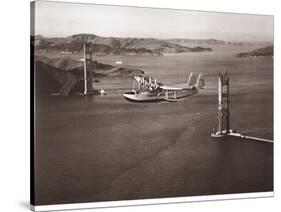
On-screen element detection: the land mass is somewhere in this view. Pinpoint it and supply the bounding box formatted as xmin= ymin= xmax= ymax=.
xmin=166 ymin=38 xmax=243 ymax=46
xmin=32 ymin=33 xmax=213 ymax=56
xmin=35 ymin=56 xmax=144 ymax=94
xmin=236 ymin=45 xmax=273 ymax=57
xmin=166 ymin=38 xmax=272 ymax=47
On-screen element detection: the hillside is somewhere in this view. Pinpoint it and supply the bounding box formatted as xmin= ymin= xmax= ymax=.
xmin=165 ymin=38 xmax=243 ymax=46
xmin=236 ymin=45 xmax=273 ymax=57
xmin=33 ymin=34 xmax=213 ymax=56
xmin=35 ymin=56 xmax=144 ymax=94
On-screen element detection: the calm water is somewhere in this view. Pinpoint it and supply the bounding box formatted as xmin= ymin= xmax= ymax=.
xmin=35 ymin=47 xmax=273 ymax=205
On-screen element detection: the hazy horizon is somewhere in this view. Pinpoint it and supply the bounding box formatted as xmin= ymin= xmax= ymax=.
xmin=33 ymin=1 xmax=274 ymax=42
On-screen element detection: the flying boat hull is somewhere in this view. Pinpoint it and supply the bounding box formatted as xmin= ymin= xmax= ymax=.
xmin=123 ymin=89 xmax=197 ymax=103
xmin=123 ymin=73 xmax=203 ymax=103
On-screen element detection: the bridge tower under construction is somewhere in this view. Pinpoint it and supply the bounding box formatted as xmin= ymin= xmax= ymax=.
xmin=86 ymin=44 xmax=94 ymax=92
xmin=83 ymin=43 xmax=94 ymax=94
xmin=211 ymin=72 xmax=231 ymax=137
xmin=211 ymin=73 xmax=273 ymax=142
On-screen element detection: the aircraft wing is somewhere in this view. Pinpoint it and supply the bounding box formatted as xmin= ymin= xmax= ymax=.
xmin=160 ymin=85 xmax=183 ymax=91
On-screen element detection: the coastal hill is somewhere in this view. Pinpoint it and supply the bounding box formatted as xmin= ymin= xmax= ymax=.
xmin=35 ymin=56 xmax=144 ymax=94
xmin=33 ymin=33 xmax=213 ymax=56
xmin=166 ymin=38 xmax=243 ymax=46
xmin=236 ymin=45 xmax=273 ymax=57
xmin=166 ymin=38 xmax=272 ymax=47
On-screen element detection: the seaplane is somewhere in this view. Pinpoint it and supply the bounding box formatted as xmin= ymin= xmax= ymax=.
xmin=123 ymin=72 xmax=204 ymax=103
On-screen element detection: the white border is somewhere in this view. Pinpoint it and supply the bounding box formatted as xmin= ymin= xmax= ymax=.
xmin=31 ymin=192 xmax=273 ymax=211
xmin=29 ymin=1 xmax=275 ymax=211
xmin=2 ymin=0 xmax=279 ymax=212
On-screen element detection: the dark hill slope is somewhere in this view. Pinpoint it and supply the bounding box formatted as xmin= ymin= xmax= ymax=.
xmin=237 ymin=46 xmax=273 ymax=57
xmin=34 ymin=56 xmax=144 ymax=95
xmin=35 ymin=60 xmax=77 ymax=94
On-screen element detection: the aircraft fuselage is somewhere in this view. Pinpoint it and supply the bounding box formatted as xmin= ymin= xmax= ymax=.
xmin=123 ymin=87 xmax=198 ymax=103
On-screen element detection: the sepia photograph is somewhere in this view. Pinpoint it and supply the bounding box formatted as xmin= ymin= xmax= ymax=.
xmin=31 ymin=0 xmax=273 ymax=210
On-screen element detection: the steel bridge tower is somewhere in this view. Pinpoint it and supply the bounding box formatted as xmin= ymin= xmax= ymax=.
xmin=211 ymin=72 xmax=231 ymax=137
xmin=83 ymin=43 xmax=94 ymax=94
xmin=86 ymin=44 xmax=94 ymax=91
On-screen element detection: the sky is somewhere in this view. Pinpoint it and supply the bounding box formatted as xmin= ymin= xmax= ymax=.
xmin=34 ymin=0 xmax=274 ymax=42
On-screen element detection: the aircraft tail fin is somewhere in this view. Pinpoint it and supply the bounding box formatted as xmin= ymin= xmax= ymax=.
xmin=187 ymin=72 xmax=195 ymax=86
xmin=195 ymin=74 xmax=205 ymax=89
